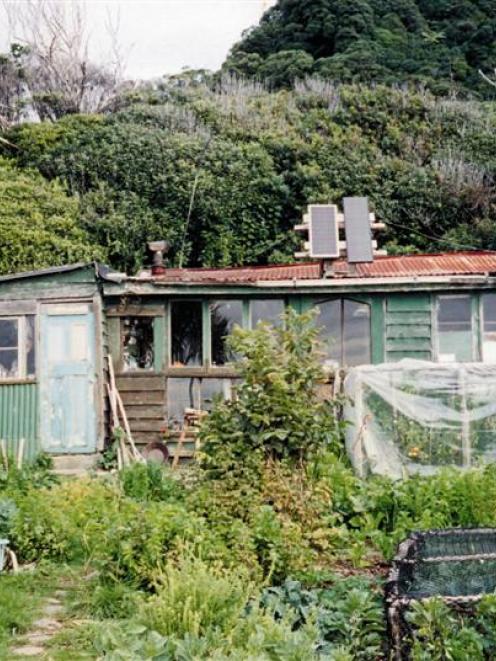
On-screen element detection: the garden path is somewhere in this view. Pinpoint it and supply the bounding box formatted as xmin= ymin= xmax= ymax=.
xmin=10 ymin=586 xmax=70 ymax=658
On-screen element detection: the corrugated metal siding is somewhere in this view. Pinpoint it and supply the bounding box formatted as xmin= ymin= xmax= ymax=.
xmin=0 ymin=383 xmax=40 ymax=459
xmin=385 ymin=295 xmax=432 ymax=362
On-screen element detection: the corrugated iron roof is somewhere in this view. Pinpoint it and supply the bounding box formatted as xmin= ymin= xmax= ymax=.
xmin=345 ymin=252 xmax=496 ymax=278
xmin=138 ymin=252 xmax=496 ymax=284
xmin=139 ymin=262 xmax=323 ymax=283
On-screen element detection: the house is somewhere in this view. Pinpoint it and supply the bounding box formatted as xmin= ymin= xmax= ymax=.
xmin=2 ymin=248 xmax=496 ymax=468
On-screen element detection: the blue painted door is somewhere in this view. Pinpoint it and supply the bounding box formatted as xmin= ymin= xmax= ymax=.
xmin=40 ymin=305 xmax=97 ymax=453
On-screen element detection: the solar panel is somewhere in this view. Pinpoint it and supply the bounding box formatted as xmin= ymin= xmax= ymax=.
xmin=308 ymin=205 xmax=339 ymax=258
xmin=343 ymin=197 xmax=373 ymax=263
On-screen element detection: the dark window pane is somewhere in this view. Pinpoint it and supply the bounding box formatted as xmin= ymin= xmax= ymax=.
xmin=438 ymin=296 xmax=473 ymax=362
xmin=251 ymin=299 xmax=285 ymax=327
xmin=0 ymin=350 xmax=18 ymax=378
xmin=343 ymin=300 xmax=371 ymax=366
xmin=171 ymin=301 xmax=203 ymax=367
xmin=26 ymin=315 xmax=36 ymax=377
xmin=0 ymin=318 xmax=18 ymax=348
xmin=211 ymin=300 xmax=243 ymax=366
xmin=122 ymin=317 xmax=154 ymax=371
xmin=482 ymin=294 xmax=496 ymax=362
xmin=314 ymin=299 xmax=341 ymax=366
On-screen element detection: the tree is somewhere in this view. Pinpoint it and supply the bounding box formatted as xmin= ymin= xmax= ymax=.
xmin=0 ymin=156 xmax=103 ymax=274
xmin=2 ymin=0 xmax=126 ymax=121
xmin=223 ymin=0 xmax=496 ymax=96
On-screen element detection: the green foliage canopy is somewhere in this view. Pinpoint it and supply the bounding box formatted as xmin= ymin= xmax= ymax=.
xmin=3 ymin=79 xmax=496 ymax=274
xmin=225 ymin=0 xmax=496 ymax=97
xmin=0 ymin=156 xmax=103 ymax=275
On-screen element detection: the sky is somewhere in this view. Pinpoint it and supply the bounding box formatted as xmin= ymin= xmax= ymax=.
xmin=1 ymin=0 xmax=276 ymax=79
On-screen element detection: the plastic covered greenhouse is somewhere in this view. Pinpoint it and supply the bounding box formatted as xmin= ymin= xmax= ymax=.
xmin=344 ymin=360 xmax=496 ymax=479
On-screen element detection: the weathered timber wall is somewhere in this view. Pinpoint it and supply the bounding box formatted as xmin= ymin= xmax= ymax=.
xmin=385 ymin=294 xmax=432 ymax=362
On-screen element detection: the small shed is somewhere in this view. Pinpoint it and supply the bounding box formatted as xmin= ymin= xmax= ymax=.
xmin=0 ymin=263 xmax=108 ymax=465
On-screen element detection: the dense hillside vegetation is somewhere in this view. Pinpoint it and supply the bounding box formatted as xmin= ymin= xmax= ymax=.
xmin=225 ymin=0 xmax=496 ymax=96
xmin=1 ymin=79 xmax=495 ymax=274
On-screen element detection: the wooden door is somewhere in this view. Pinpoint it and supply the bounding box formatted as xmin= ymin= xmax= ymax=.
xmin=40 ymin=304 xmax=97 ymax=453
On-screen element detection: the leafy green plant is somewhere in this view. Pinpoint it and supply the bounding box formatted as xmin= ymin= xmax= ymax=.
xmin=141 ymin=556 xmax=252 ymax=638
xmin=260 ymin=576 xmax=385 ymax=658
xmin=119 ymin=462 xmax=185 ymax=503
xmin=408 ymin=598 xmax=484 ymax=660
xmin=200 ymin=309 xmax=343 ymax=474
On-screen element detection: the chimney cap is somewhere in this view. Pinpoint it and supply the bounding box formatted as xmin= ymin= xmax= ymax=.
xmin=148 ymin=240 xmax=169 ymax=252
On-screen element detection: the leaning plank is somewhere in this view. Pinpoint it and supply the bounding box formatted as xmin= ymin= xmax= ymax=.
xmin=172 ymin=427 xmax=187 ymax=469
xmin=116 ymin=389 xmax=144 ymax=462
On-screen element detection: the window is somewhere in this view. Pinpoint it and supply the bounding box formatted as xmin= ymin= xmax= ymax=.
xmin=251 ymin=299 xmax=285 ymax=327
xmin=314 ymin=299 xmax=371 ymax=367
xmin=121 ymin=317 xmax=154 ymax=371
xmin=482 ymin=294 xmax=496 ymax=362
xmin=0 ymin=315 xmax=36 ymax=380
xmin=171 ymin=301 xmax=203 ymax=367
xmin=211 ymin=300 xmax=243 ymax=366
xmin=167 ymin=377 xmax=233 ymax=428
xmin=437 ymin=295 xmax=473 ymax=362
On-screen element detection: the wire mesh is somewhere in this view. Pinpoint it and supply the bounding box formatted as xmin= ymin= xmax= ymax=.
xmin=386 ymin=528 xmax=496 ymax=659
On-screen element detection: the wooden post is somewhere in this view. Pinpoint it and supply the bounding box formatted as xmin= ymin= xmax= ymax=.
xmin=0 ymin=441 xmax=8 ymax=472
xmin=17 ymin=438 xmax=24 ymax=470
xmin=459 ymin=366 xmax=471 ymax=467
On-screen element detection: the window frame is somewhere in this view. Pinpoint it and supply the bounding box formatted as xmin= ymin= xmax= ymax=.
xmin=0 ymin=314 xmax=37 ymax=382
xmin=249 ymin=298 xmax=286 ymax=329
xmin=167 ymin=297 xmax=291 ymax=375
xmin=480 ymin=292 xmax=496 ymax=363
xmin=311 ymin=297 xmax=372 ymax=368
xmin=435 ymin=294 xmax=478 ymax=363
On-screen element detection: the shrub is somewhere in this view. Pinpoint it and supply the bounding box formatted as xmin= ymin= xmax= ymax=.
xmin=200 ymin=308 xmax=343 ymax=476
xmin=119 ymin=462 xmax=185 ymax=503
xmin=140 ymin=556 xmax=252 ymax=638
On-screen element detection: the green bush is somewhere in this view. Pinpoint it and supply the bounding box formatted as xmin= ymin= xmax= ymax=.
xmin=200 ymin=308 xmax=342 ymax=474
xmin=0 ymin=156 xmax=103 ymax=275
xmin=119 ymin=462 xmax=185 ymax=503
xmin=140 ymin=556 xmax=252 ymax=638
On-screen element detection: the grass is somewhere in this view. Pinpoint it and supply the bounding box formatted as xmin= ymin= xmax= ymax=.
xmin=0 ymin=565 xmax=58 ymax=657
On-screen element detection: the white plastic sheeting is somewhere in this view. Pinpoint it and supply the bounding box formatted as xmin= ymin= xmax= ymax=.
xmin=344 ymin=360 xmax=496 ymax=479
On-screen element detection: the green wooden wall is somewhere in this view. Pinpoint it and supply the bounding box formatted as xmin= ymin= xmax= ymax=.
xmin=385 ymin=294 xmax=432 ymax=362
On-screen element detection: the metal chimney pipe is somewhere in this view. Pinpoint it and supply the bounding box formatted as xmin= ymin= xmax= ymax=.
xmin=147 ymin=241 xmax=170 ymax=276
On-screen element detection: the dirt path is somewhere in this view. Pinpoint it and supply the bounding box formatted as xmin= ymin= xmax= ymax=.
xmin=10 ymin=589 xmax=67 ymax=658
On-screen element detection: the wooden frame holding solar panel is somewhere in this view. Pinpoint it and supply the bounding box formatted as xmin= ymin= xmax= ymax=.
xmin=308 ymin=205 xmax=340 ymax=259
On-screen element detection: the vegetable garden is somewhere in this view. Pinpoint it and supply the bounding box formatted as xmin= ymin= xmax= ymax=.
xmin=4 ymin=312 xmax=496 ymax=658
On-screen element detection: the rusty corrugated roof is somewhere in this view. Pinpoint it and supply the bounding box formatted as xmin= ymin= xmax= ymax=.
xmin=140 ymin=262 xmax=323 ymax=283
xmin=137 ymin=252 xmax=496 ymax=284
xmin=345 ymin=252 xmax=496 ymax=278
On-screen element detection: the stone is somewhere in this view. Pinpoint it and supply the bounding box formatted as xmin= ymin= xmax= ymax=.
xmin=31 ymin=617 xmax=62 ymax=631
xmin=11 ymin=645 xmax=45 ymax=656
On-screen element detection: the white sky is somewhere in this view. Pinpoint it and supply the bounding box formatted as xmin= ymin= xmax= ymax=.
xmin=1 ymin=0 xmax=276 ymax=79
